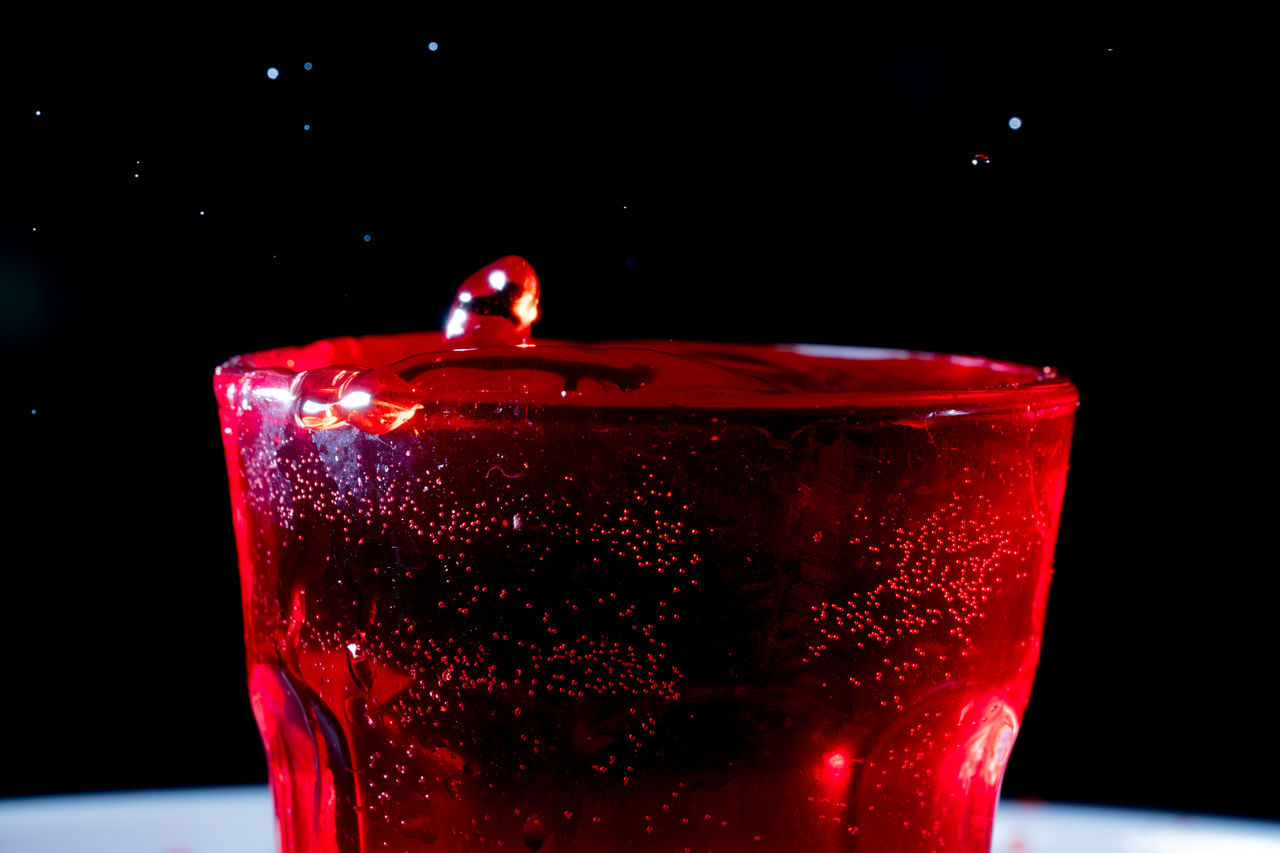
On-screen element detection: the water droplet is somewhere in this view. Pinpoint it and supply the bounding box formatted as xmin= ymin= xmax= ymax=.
xmin=1008 ymin=116 xmax=1023 ymax=130
xmin=970 ymin=153 xmax=991 ymax=168
xmin=267 ymin=67 xmax=280 ymax=80
xmin=304 ymin=61 xmax=313 ymax=71
xmin=428 ymin=41 xmax=439 ymax=52
xmin=443 ymin=256 xmax=540 ymax=347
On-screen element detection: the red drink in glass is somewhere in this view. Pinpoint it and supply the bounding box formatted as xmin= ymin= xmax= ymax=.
xmin=215 ymin=261 xmax=1076 ymax=852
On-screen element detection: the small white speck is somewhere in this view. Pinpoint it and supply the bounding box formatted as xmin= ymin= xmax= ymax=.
xmin=267 ymin=66 xmax=280 ymax=80
xmin=225 ymin=427 xmax=232 ymax=434
xmin=488 ymin=270 xmax=507 ymax=290
xmin=458 ymin=291 xmax=472 ymax=303
xmin=428 ymin=41 xmax=439 ymax=52
xmin=32 ymin=226 xmax=37 ymax=231
xmin=1008 ymin=116 xmax=1023 ymax=130
xmin=133 ymin=173 xmax=140 ymax=178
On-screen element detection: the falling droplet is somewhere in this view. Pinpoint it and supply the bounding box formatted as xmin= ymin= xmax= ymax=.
xmin=970 ymin=153 xmax=991 ymax=168
xmin=443 ymin=256 xmax=540 ymax=347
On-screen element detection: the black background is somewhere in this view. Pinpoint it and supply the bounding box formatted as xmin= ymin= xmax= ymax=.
xmin=2 ymin=22 xmax=1268 ymax=820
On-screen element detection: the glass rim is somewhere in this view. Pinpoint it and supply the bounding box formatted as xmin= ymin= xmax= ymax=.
xmin=215 ymin=332 xmax=1079 ymax=416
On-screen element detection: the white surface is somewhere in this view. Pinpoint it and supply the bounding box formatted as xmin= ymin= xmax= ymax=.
xmin=2 ymin=787 xmax=1279 ymax=852
xmin=0 ymin=787 xmax=274 ymax=853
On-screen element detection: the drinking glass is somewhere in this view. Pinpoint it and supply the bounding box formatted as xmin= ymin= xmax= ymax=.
xmin=215 ymin=322 xmax=1076 ymax=852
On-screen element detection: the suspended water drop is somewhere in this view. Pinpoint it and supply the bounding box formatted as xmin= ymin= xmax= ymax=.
xmin=1008 ymin=116 xmax=1023 ymax=130
xmin=267 ymin=67 xmax=280 ymax=80
xmin=442 ymin=256 xmax=540 ymax=347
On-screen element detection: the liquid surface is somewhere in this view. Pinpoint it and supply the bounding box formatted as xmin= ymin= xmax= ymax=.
xmin=215 ymin=258 xmax=1076 ymax=852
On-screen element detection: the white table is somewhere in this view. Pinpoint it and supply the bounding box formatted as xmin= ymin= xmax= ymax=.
xmin=1 ymin=787 xmax=1278 ymax=852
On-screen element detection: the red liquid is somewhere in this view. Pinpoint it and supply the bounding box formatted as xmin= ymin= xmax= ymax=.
xmin=216 ymin=333 xmax=1075 ymax=853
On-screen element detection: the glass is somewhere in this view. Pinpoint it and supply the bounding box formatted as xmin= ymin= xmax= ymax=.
xmin=215 ymin=316 xmax=1076 ymax=852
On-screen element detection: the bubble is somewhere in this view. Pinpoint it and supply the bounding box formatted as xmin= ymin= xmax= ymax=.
xmin=521 ymin=815 xmax=548 ymax=850
xmin=1008 ymin=116 xmax=1022 ymax=130
xmin=267 ymin=67 xmax=280 ymax=80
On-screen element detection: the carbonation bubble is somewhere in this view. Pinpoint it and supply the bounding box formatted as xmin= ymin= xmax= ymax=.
xmin=443 ymin=256 xmax=540 ymax=347
xmin=521 ymin=814 xmax=548 ymax=850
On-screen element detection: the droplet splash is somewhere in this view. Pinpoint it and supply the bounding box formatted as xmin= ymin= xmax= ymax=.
xmin=444 ymin=255 xmax=540 ymax=348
